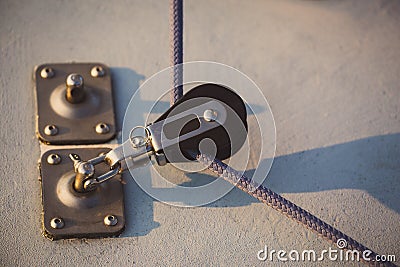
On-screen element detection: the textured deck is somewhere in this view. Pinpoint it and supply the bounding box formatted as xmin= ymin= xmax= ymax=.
xmin=0 ymin=1 xmax=399 ymax=266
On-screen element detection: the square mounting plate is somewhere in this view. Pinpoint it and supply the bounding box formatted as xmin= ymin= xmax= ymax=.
xmin=34 ymin=63 xmax=116 ymax=145
xmin=40 ymin=148 xmax=125 ymax=240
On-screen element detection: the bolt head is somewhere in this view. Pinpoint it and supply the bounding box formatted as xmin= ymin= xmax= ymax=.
xmin=104 ymin=215 xmax=118 ymax=226
xmin=50 ymin=217 xmax=64 ymax=229
xmin=95 ymin=123 xmax=110 ymax=134
xmin=47 ymin=154 xmax=61 ymax=165
xmin=66 ymin=73 xmax=84 ymax=88
xmin=40 ymin=67 xmax=54 ymax=79
xmin=44 ymin=125 xmax=58 ymax=136
xmin=203 ymin=109 xmax=217 ymax=122
xmin=77 ymin=162 xmax=95 ymax=177
xmin=91 ymin=66 xmax=105 ymax=77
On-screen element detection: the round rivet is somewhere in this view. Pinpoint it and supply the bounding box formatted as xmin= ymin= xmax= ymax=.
xmin=95 ymin=123 xmax=110 ymax=134
xmin=50 ymin=217 xmax=64 ymax=229
xmin=131 ymin=136 xmax=145 ymax=148
xmin=104 ymin=215 xmax=118 ymax=226
xmin=91 ymin=66 xmax=105 ymax=77
xmin=47 ymin=154 xmax=61 ymax=165
xmin=44 ymin=125 xmax=58 ymax=136
xmin=40 ymin=67 xmax=54 ymax=79
xmin=203 ymin=109 xmax=217 ymax=122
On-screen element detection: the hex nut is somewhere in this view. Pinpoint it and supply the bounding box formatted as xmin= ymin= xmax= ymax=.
xmin=95 ymin=123 xmax=110 ymax=134
xmin=50 ymin=217 xmax=64 ymax=229
xmin=91 ymin=66 xmax=105 ymax=77
xmin=40 ymin=67 xmax=54 ymax=79
xmin=104 ymin=215 xmax=118 ymax=226
xmin=44 ymin=125 xmax=58 ymax=136
xmin=47 ymin=154 xmax=61 ymax=165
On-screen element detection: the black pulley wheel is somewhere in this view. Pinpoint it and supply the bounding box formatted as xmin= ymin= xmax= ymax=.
xmin=153 ymin=83 xmax=248 ymax=162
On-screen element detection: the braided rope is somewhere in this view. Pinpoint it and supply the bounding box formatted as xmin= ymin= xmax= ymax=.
xmin=169 ymin=0 xmax=184 ymax=105
xmin=168 ymin=1 xmax=395 ymax=265
xmin=195 ymin=153 xmax=396 ymax=267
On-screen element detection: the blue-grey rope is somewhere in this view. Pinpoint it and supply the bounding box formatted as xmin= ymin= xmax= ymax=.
xmin=168 ymin=2 xmax=395 ymax=266
xmin=194 ymin=153 xmax=395 ymax=267
xmin=170 ymin=0 xmax=184 ymax=105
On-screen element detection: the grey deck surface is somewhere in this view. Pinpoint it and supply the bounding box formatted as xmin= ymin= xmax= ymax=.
xmin=1 ymin=0 xmax=399 ymax=266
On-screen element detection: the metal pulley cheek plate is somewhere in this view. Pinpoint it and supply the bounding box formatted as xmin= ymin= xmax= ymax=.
xmin=40 ymin=148 xmax=125 ymax=240
xmin=148 ymin=83 xmax=248 ymax=162
xmin=34 ymin=63 xmax=116 ymax=144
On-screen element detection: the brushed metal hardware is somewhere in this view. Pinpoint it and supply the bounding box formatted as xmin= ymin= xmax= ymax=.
xmin=40 ymin=148 xmax=125 ymax=240
xmin=34 ymin=63 xmax=116 ymax=144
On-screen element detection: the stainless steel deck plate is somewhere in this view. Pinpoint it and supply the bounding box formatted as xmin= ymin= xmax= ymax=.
xmin=40 ymin=148 xmax=125 ymax=240
xmin=34 ymin=63 xmax=116 ymax=144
